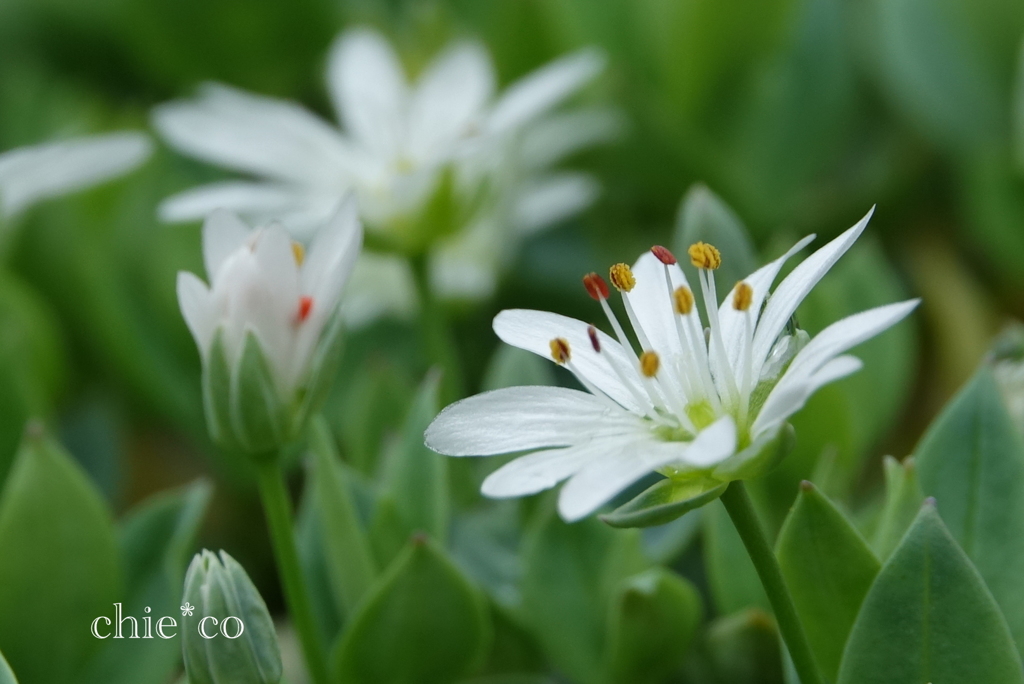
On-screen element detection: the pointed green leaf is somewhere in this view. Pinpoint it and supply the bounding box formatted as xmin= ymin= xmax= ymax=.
xmin=382 ymin=372 xmax=449 ymax=543
xmin=837 ymin=504 xmax=1024 ymax=684
xmin=914 ymin=367 xmax=1024 ymax=652
xmin=202 ymin=330 xmax=236 ymax=451
xmin=521 ymin=511 xmax=647 ymax=684
xmin=0 ymin=650 xmax=16 ymax=684
xmin=79 ymin=480 xmax=212 ymax=684
xmin=605 ymin=568 xmax=703 ymax=684
xmin=776 ymin=482 xmax=880 ymax=681
xmin=309 ymin=415 xmax=376 ymax=619
xmin=231 ymin=330 xmax=285 ymax=452
xmin=0 ymin=427 xmax=119 ymax=684
xmin=703 ymin=500 xmax=770 ymax=615
xmin=601 ymin=477 xmax=726 ymax=528
xmin=870 ymin=456 xmax=924 ymax=560
xmin=368 ymin=495 xmax=409 ymax=570
xmin=332 ymin=537 xmax=489 ymax=684
xmin=704 ymin=609 xmax=782 ymax=684
xmin=673 ymin=184 xmax=758 ymax=303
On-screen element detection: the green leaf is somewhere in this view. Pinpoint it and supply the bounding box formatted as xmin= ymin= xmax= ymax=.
xmin=600 ymin=477 xmax=726 ymax=529
xmin=332 ymin=537 xmax=489 ymax=684
xmin=1016 ymin=38 xmax=1024 ymax=170
xmin=870 ymin=456 xmax=924 ymax=560
xmin=79 ymin=480 xmax=211 ymax=684
xmin=202 ymin=330 xmax=236 ymax=451
xmin=704 ymin=609 xmax=783 ymax=684
xmin=837 ymin=504 xmax=1024 ymax=684
xmin=309 ymin=415 xmax=377 ymax=619
xmin=381 ymin=371 xmax=449 ymax=543
xmin=775 ymin=481 xmax=880 ymax=681
xmin=0 ymin=650 xmax=17 ymax=684
xmin=605 ymin=568 xmax=703 ymax=684
xmin=703 ymin=500 xmax=770 ymax=615
xmin=914 ymin=367 xmax=1024 ymax=653
xmin=482 ymin=345 xmax=556 ymax=392
xmin=232 ymin=330 xmax=286 ymax=452
xmin=673 ymin=184 xmax=758 ymax=302
xmin=521 ymin=511 xmax=647 ymax=684
xmin=0 ymin=427 xmax=119 ymax=684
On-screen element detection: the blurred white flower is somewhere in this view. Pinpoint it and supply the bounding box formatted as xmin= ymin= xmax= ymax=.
xmin=177 ymin=200 xmax=361 ymax=451
xmin=426 ymin=209 xmax=919 ymax=521
xmin=0 ymin=132 xmax=152 ymax=218
xmin=155 ymin=27 xmax=616 ymax=322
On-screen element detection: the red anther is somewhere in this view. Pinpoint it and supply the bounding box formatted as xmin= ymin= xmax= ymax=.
xmin=651 ymin=245 xmax=677 ymax=265
xmin=297 ymin=296 xmax=313 ymax=322
xmin=587 ymin=325 xmax=601 ymax=353
xmin=583 ymin=272 xmax=610 ymax=300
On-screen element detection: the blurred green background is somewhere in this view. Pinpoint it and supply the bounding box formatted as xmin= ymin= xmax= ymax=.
xmin=1 ymin=0 xmax=1023 ymax=682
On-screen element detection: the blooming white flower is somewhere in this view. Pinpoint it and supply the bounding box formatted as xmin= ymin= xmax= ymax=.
xmin=426 ymin=208 xmax=919 ymax=521
xmin=154 ymin=27 xmax=614 ymax=319
xmin=0 ymin=132 xmax=152 ymax=218
xmin=176 ymin=200 xmax=361 ymax=452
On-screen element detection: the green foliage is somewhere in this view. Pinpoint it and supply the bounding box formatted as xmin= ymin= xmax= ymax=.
xmin=0 ymin=427 xmax=119 ymax=684
xmin=703 ymin=500 xmax=770 ymax=615
xmin=914 ymin=366 xmax=1024 ymax=654
xmin=0 ymin=651 xmax=14 ymax=684
xmin=674 ymin=184 xmax=758 ymax=298
xmin=332 ymin=537 xmax=489 ymax=684
xmin=837 ymin=504 xmax=1024 ymax=684
xmin=601 ymin=477 xmax=726 ymax=529
xmin=776 ymin=482 xmax=879 ymax=681
xmin=870 ymin=456 xmax=924 ymax=560
xmin=703 ymin=610 xmax=783 ymax=684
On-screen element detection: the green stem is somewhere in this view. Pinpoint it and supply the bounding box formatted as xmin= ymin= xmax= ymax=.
xmin=256 ymin=460 xmax=331 ymax=684
xmin=720 ymin=481 xmax=825 ymax=684
xmin=409 ymin=255 xmax=463 ymax=404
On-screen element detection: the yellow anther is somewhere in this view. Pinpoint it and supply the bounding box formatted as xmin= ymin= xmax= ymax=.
xmin=688 ymin=242 xmax=722 ymax=270
xmin=609 ymin=263 xmax=636 ymax=292
xmin=673 ymin=286 xmax=695 ymax=315
xmin=640 ymin=351 xmax=660 ymax=378
xmin=733 ymin=281 xmax=753 ymax=311
xmin=291 ymin=241 xmax=306 ymax=266
xmin=550 ymin=338 xmax=571 ymax=365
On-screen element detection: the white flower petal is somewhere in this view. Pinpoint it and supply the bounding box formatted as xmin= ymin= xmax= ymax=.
xmin=557 ymin=415 xmax=736 ymax=522
xmin=327 ymin=28 xmax=408 ymax=158
xmin=203 ymin=209 xmax=252 ymax=279
xmin=752 ymin=355 xmax=864 ymax=438
xmin=625 ymin=251 xmax=691 ymax=360
xmin=518 ymin=107 xmax=623 ymax=170
xmin=750 ymin=208 xmax=874 ymax=380
xmin=408 ymin=41 xmax=495 ymax=165
xmin=153 ymin=84 xmax=359 ymax=187
xmin=302 ymin=196 xmax=363 ymax=311
xmin=177 ymin=271 xmax=215 ymax=355
xmin=512 ymin=172 xmax=600 ymax=234
xmin=0 ymin=132 xmax=151 ymax=217
xmin=493 ymin=309 xmax=645 ymax=412
xmin=481 ymin=443 xmax=597 ymax=498
xmin=159 ymin=181 xmax=313 ymax=223
xmin=425 ymin=386 xmax=633 ymax=456
xmin=486 ymin=48 xmax=605 ymax=134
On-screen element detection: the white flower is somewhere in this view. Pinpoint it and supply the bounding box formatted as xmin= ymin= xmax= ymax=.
xmin=176 ymin=200 xmax=361 ymax=451
xmin=154 ymin=27 xmax=613 ymax=319
xmin=0 ymin=132 xmax=152 ymax=218
xmin=426 ymin=208 xmax=920 ymax=521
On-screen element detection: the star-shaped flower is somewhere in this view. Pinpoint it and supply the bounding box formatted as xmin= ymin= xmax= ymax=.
xmin=426 ymin=208 xmax=919 ymax=521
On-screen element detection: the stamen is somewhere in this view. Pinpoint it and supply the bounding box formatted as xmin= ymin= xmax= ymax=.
xmin=291 ymin=241 xmax=306 ymax=266
xmin=699 ymin=269 xmax=740 ymax=406
xmin=587 ymin=325 xmax=601 ymax=352
xmin=640 ymin=351 xmax=660 ymax=377
xmin=674 ymin=286 xmax=695 ymax=315
xmin=651 ymin=245 xmax=677 ymax=265
xmin=733 ymin=282 xmax=753 ymax=311
xmin=583 ymin=272 xmax=610 ymax=300
xmin=297 ymin=296 xmax=313 ymax=323
xmin=549 ymin=337 xmax=571 ymax=365
xmin=688 ymin=242 xmax=721 ymax=270
xmin=609 ymin=263 xmax=636 ymax=292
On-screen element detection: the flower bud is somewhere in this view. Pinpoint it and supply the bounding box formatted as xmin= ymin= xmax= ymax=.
xmin=181 ymin=550 xmax=283 ymax=684
xmin=177 ymin=202 xmax=362 ymax=455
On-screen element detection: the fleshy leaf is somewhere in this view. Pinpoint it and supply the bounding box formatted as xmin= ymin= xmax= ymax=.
xmin=914 ymin=367 xmax=1024 ymax=653
xmin=600 ymin=477 xmax=726 ymax=528
xmin=604 ymin=568 xmax=703 ymax=684
xmin=870 ymin=456 xmax=923 ymax=560
xmin=332 ymin=537 xmax=489 ymax=684
xmin=0 ymin=427 xmax=119 ymax=684
xmin=776 ymin=481 xmax=880 ymax=681
xmin=837 ymin=504 xmax=1024 ymax=684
